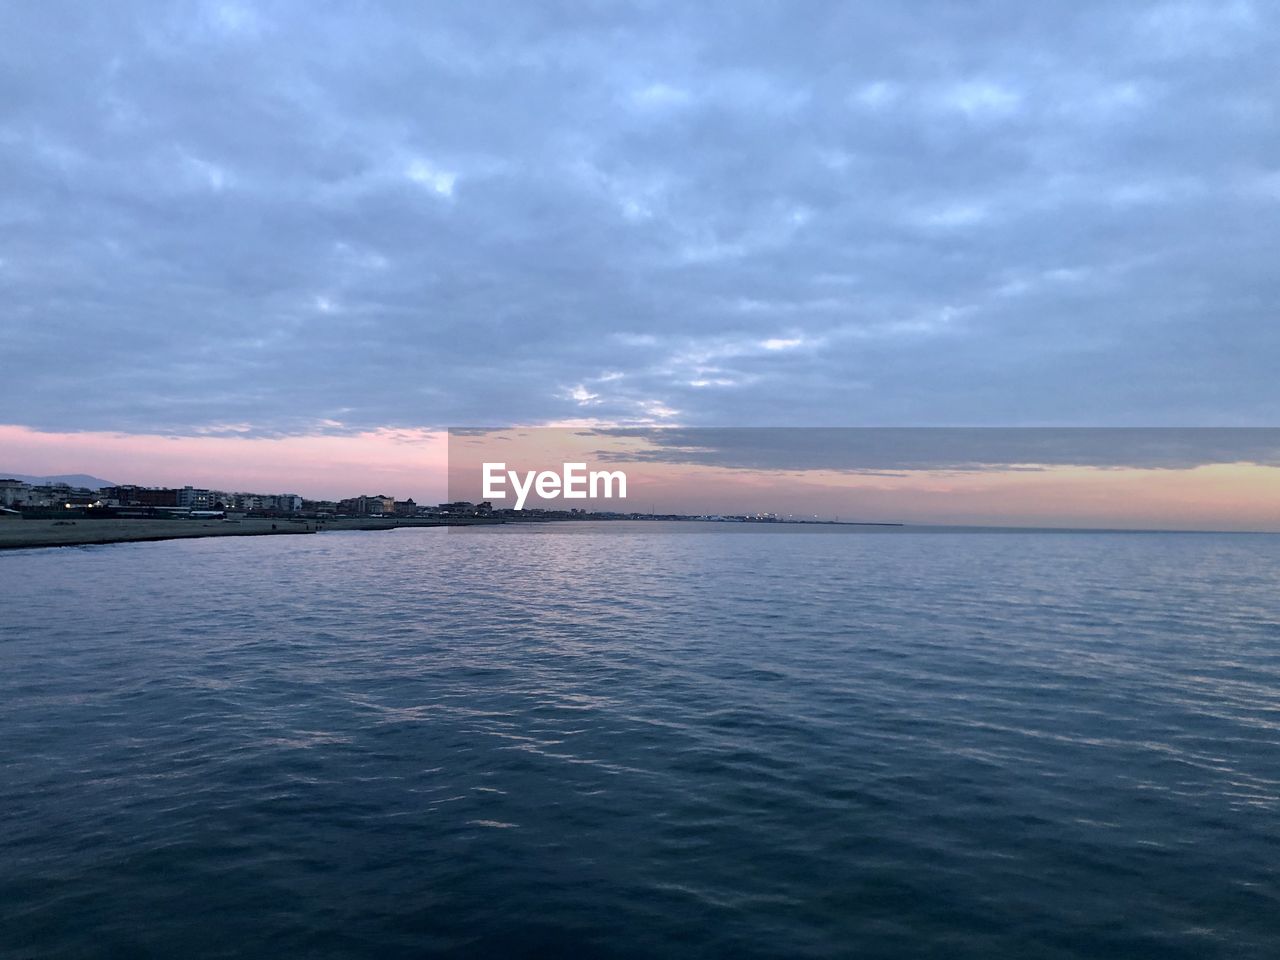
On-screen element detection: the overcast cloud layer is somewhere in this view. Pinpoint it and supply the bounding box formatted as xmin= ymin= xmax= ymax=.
xmin=583 ymin=428 xmax=1280 ymax=472
xmin=2 ymin=1 xmax=1278 ymax=437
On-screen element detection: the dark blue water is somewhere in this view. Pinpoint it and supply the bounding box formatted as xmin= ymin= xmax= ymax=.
xmin=3 ymin=526 xmax=1279 ymax=958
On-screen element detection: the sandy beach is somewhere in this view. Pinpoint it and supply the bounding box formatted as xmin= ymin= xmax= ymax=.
xmin=0 ymin=517 xmax=324 ymax=550
xmin=0 ymin=516 xmax=479 ymax=551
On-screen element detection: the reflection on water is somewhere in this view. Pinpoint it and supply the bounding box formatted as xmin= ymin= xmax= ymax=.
xmin=2 ymin=527 xmax=1279 ymax=958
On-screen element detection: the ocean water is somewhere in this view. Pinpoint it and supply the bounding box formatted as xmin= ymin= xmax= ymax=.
xmin=2 ymin=525 xmax=1278 ymax=958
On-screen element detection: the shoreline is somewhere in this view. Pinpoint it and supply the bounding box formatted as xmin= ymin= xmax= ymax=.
xmin=5 ymin=516 xmax=1263 ymax=552
xmin=0 ymin=517 xmax=317 ymax=551
xmin=0 ymin=516 xmax=464 ymax=551
xmin=2 ymin=514 xmax=911 ymax=551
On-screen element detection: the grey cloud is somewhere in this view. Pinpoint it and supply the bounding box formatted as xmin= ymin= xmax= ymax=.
xmin=2 ymin=1 xmax=1278 ymax=436
xmin=578 ymin=427 xmax=1280 ymax=472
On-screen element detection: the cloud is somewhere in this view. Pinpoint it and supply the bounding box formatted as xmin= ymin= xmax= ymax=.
xmin=937 ymin=80 xmax=1022 ymax=119
xmin=850 ymin=81 xmax=901 ymax=111
xmin=630 ymin=82 xmax=693 ymax=110
xmin=584 ymin=428 xmax=1280 ymax=473
xmin=0 ymin=0 xmax=1277 ymax=443
xmin=405 ymin=158 xmax=457 ymax=198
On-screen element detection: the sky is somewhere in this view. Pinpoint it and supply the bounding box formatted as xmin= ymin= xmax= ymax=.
xmin=2 ymin=1 xmax=1278 ymax=504
xmin=445 ymin=428 xmax=1280 ymax=530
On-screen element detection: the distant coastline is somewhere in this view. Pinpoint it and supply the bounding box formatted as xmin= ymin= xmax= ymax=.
xmin=0 ymin=513 xmax=908 ymax=552
xmin=6 ymin=513 xmax=1274 ymax=552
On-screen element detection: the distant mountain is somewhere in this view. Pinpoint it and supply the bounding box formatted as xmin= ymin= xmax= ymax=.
xmin=0 ymin=473 xmax=118 ymax=490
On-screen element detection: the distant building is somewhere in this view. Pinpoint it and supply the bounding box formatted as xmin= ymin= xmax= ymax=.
xmin=102 ymin=486 xmax=180 ymax=507
xmin=337 ymin=494 xmax=396 ymax=516
xmin=27 ymin=483 xmax=96 ymax=508
xmin=234 ymin=492 xmax=302 ymax=514
xmin=174 ymin=486 xmax=234 ymax=509
xmin=0 ymin=481 xmax=99 ymax=510
xmin=177 ymin=486 xmax=214 ymax=509
xmin=0 ymin=479 xmax=32 ymax=507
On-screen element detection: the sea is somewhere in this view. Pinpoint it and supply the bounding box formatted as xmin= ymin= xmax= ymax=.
xmin=2 ymin=524 xmax=1278 ymax=958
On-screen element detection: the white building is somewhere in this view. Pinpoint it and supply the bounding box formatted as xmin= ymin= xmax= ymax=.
xmin=177 ymin=486 xmax=213 ymax=509
xmin=232 ymin=492 xmax=303 ymax=513
xmin=0 ymin=479 xmax=32 ymax=507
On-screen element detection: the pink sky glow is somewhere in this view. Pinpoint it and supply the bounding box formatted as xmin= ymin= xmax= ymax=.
xmin=0 ymin=424 xmax=449 ymax=502
xmin=6 ymin=423 xmax=1280 ymax=531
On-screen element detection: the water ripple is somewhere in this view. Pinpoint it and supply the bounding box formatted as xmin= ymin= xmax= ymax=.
xmin=2 ymin=528 xmax=1279 ymax=957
